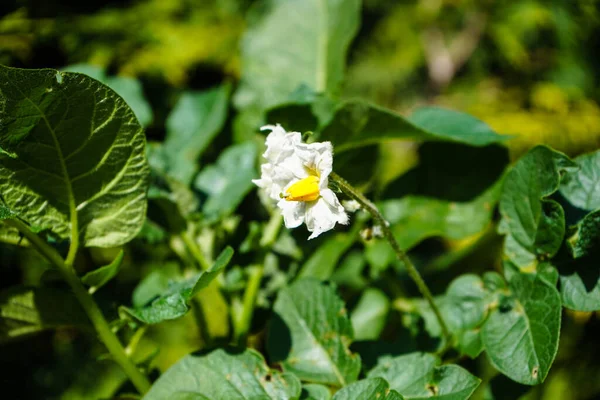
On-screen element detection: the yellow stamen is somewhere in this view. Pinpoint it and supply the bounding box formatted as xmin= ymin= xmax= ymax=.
xmin=284 ymin=175 xmax=320 ymax=202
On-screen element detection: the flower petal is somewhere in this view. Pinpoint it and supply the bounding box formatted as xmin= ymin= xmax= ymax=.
xmin=320 ymin=188 xmax=349 ymax=225
xmin=277 ymin=199 xmax=305 ymax=228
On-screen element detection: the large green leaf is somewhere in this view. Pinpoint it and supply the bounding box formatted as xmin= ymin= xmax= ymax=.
xmin=194 ymin=141 xmax=257 ymax=222
xmin=0 ymin=65 xmax=149 ymax=247
xmin=498 ymin=146 xmax=577 ymax=268
xmin=380 ymin=180 xmax=502 ymax=251
xmin=163 ymin=85 xmax=230 ymax=184
xmin=301 ymin=384 xmax=332 ymax=400
xmin=481 ymin=272 xmax=561 ymax=385
xmin=268 ymin=279 xmax=361 ymax=386
xmin=144 ymin=348 xmax=301 ymax=400
xmin=61 ymin=64 xmax=153 ymax=128
xmin=0 ymin=286 xmax=89 ymax=343
xmin=233 ymin=0 xmax=360 ymax=111
xmin=332 ymin=378 xmax=404 ymax=400
xmin=559 ymin=149 xmax=600 ymax=211
xmin=367 ymin=353 xmax=480 ymax=399
xmin=319 ymin=103 xmax=507 ymax=152
xmin=122 ymin=247 xmax=233 ymax=324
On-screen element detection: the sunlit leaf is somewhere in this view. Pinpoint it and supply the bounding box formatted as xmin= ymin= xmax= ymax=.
xmin=482 ymin=272 xmax=561 ymax=385
xmin=0 ymin=65 xmax=149 ymax=247
xmin=234 ymin=0 xmax=360 ymax=111
xmin=144 ymin=348 xmax=301 ymax=400
xmin=332 ymin=378 xmax=404 ymax=400
xmin=368 ymin=352 xmax=480 ymax=399
xmin=268 ymin=279 xmax=361 ymax=386
xmin=351 ymin=288 xmax=389 ymax=341
xmin=559 ymin=149 xmax=600 ymax=211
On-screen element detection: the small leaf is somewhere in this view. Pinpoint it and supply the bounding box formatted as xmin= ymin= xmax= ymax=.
xmin=368 ymin=352 xmax=480 ymax=399
xmin=163 ymin=85 xmax=230 ymax=184
xmin=559 ymin=149 xmax=600 ymax=211
xmin=268 ymin=279 xmax=361 ymax=386
xmin=0 ymin=286 xmax=89 ymax=343
xmin=351 ymin=288 xmax=390 ymax=341
xmin=234 ymin=0 xmax=360 ymax=111
xmin=567 ymin=209 xmax=600 ymax=259
xmin=194 ymin=141 xmax=258 ymax=222
xmin=0 ymin=65 xmax=150 ymax=247
xmin=122 ymin=247 xmax=233 ymax=324
xmin=319 ymin=102 xmax=507 ymax=153
xmin=144 ymin=348 xmax=301 ymax=400
xmin=499 ymin=146 xmax=577 ymax=268
xmin=81 ymin=249 xmax=124 ymax=293
xmin=482 ymin=272 xmax=561 ymax=385
xmin=332 ymin=378 xmax=404 ymax=400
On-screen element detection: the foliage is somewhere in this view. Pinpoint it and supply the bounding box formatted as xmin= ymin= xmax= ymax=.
xmin=1 ymin=0 xmax=600 ymax=399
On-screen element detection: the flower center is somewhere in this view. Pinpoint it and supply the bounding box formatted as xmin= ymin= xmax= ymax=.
xmin=284 ymin=175 xmax=320 ymax=202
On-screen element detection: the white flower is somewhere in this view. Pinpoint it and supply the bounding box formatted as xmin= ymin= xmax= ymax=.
xmin=253 ymin=124 xmax=348 ymax=239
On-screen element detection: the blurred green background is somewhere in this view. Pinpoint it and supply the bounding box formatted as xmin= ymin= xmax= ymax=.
xmin=1 ymin=0 xmax=599 ymax=399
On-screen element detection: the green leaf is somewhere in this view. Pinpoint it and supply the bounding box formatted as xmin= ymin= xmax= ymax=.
xmin=268 ymin=279 xmax=361 ymax=386
xmin=416 ymin=275 xmax=489 ymax=337
xmin=567 ymin=209 xmax=600 ymax=259
xmin=81 ymin=249 xmax=124 ymax=293
xmin=332 ymin=378 xmax=404 ymax=400
xmin=319 ymin=103 xmax=507 ymax=153
xmin=144 ymin=348 xmax=301 ymax=400
xmin=498 ymin=146 xmax=577 ymax=268
xmin=368 ymin=352 xmax=480 ymax=399
xmin=559 ymin=149 xmax=600 ymax=211
xmin=482 ymin=272 xmax=561 ymax=385
xmin=0 ymin=65 xmax=150 ymax=247
xmin=194 ymin=141 xmax=258 ymax=222
xmin=61 ymin=63 xmax=153 ymax=127
xmin=163 ymin=85 xmax=230 ymax=184
xmin=301 ymin=384 xmax=331 ymax=400
xmin=559 ymin=211 xmax=600 ymax=311
xmin=234 ymin=0 xmax=360 ymax=111
xmin=298 ymin=227 xmax=359 ymax=280
xmin=381 ymin=180 xmax=501 ymax=251
xmin=122 ymin=247 xmax=233 ymax=324
xmin=0 ymin=286 xmax=89 ymax=343
xmin=351 ymin=288 xmax=390 ymax=341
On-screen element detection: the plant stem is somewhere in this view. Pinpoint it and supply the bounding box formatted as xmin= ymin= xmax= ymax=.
xmin=330 ymin=172 xmax=451 ymax=346
xmin=181 ymin=230 xmax=211 ymax=270
xmin=234 ymin=264 xmax=264 ymax=344
xmin=6 ymin=219 xmax=152 ymax=394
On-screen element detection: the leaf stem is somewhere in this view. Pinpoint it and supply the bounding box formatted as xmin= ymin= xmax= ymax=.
xmin=329 ymin=172 xmax=451 ymax=347
xmin=234 ymin=264 xmax=264 ymax=344
xmin=6 ymin=219 xmax=152 ymax=394
xmin=181 ymin=230 xmax=211 ymax=270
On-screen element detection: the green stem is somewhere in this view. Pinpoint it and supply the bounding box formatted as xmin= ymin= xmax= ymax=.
xmin=234 ymin=264 xmax=264 ymax=344
xmin=181 ymin=230 xmax=211 ymax=270
xmin=6 ymin=219 xmax=151 ymax=394
xmin=330 ymin=172 xmax=452 ymax=347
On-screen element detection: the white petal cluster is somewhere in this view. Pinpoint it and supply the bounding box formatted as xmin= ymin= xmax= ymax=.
xmin=252 ymin=124 xmax=348 ymax=239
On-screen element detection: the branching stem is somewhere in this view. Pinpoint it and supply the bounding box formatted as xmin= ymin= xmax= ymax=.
xmin=330 ymin=172 xmax=451 ymax=347
xmin=6 ymin=219 xmax=152 ymax=394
